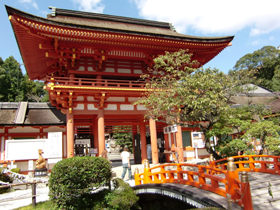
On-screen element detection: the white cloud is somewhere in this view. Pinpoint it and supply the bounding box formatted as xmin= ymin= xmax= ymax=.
xmin=71 ymin=0 xmax=105 ymax=13
xmin=251 ymin=39 xmax=261 ymax=46
xmin=133 ymin=0 xmax=280 ymax=36
xmin=18 ymin=0 xmax=38 ymax=9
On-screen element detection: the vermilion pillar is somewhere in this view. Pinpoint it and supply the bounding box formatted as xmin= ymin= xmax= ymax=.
xmin=66 ymin=109 xmax=74 ymax=158
xmin=175 ymin=125 xmax=184 ymax=162
xmin=94 ymin=116 xmax=98 ymax=150
xmin=149 ymin=118 xmax=158 ymax=164
xmin=98 ymin=109 xmax=105 ymax=156
xmin=140 ymin=119 xmax=147 ymax=160
xmin=164 ymin=133 xmax=170 ymax=162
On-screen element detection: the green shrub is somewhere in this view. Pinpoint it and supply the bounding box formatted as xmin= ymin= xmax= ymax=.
xmin=0 ymin=167 xmax=13 ymax=183
xmin=105 ymin=178 xmax=139 ymax=210
xmin=49 ymin=156 xmax=112 ymax=210
xmin=11 ymin=168 xmax=20 ymax=174
xmin=0 ymin=168 xmax=13 ymax=194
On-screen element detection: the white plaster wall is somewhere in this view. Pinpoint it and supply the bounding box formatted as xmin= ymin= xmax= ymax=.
xmin=120 ymin=105 xmax=134 ymax=110
xmin=104 ymin=104 xmax=117 ymax=110
xmin=78 ymin=66 xmax=85 ymax=71
xmin=134 ymin=70 xmax=143 ymax=74
xmin=105 ymin=68 xmax=115 ymax=72
xmin=87 ymin=96 xmax=98 ymax=102
xmin=107 ymin=97 xmax=125 ymax=102
xmin=198 ymin=149 xmax=209 ymax=156
xmin=76 ymin=96 xmax=84 ymax=101
xmin=118 ymin=69 xmax=131 ymax=73
xmin=73 ymin=104 xmax=84 ymax=110
xmin=9 ymin=127 xmax=39 ymax=133
xmin=44 ymin=127 xmax=66 ymax=133
xmin=88 ymin=67 xmax=94 ymax=71
xmin=128 ymin=97 xmax=139 ymax=102
xmin=88 ymin=104 xmax=98 ymax=110
xmin=1 ymin=136 xmax=4 ymax=160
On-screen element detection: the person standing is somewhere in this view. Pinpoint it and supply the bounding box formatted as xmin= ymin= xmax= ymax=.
xmin=121 ymin=145 xmax=132 ymax=180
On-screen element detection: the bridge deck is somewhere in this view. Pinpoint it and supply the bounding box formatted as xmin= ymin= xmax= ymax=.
xmin=249 ymin=172 xmax=280 ymax=210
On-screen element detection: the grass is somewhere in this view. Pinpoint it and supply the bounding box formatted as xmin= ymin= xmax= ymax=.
xmin=13 ymin=201 xmax=54 ymax=210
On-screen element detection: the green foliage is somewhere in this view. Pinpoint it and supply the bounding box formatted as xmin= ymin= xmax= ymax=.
xmin=0 ymin=168 xmax=13 ymax=194
xmin=105 ymin=178 xmax=139 ymax=210
xmin=216 ymin=138 xmax=253 ymax=157
xmin=266 ymin=137 xmax=280 ymax=155
xmin=49 ymin=156 xmax=112 ymax=210
xmin=230 ymin=45 xmax=280 ymax=91
xmin=112 ymin=126 xmax=133 ymax=153
xmin=0 ymin=168 xmax=13 ymax=183
xmin=11 ymin=168 xmax=20 ymax=174
xmin=0 ymin=56 xmax=48 ymax=102
xmin=135 ymin=50 xmax=254 ymax=159
xmin=243 ymin=120 xmax=280 ymax=154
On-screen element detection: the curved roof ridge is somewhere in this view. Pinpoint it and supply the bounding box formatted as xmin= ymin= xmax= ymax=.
xmin=49 ymin=6 xmax=172 ymax=29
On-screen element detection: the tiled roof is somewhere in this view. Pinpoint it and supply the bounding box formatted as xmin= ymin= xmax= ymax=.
xmin=0 ymin=102 xmax=66 ymax=126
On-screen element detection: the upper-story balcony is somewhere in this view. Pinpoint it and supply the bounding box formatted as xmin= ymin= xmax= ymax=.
xmin=46 ymin=76 xmax=149 ymax=95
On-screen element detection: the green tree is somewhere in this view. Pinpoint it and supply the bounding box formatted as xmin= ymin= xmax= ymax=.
xmin=0 ymin=56 xmax=48 ymax=102
xmin=0 ymin=56 xmax=25 ymax=102
xmin=243 ymin=119 xmax=280 ymax=155
xmin=230 ymin=46 xmax=280 ymax=91
xmin=112 ymin=126 xmax=133 ymax=153
xmin=135 ymin=50 xmax=253 ymax=159
xmin=211 ymin=105 xmax=273 ymax=157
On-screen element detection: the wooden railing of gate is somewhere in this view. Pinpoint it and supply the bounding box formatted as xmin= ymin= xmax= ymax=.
xmin=46 ymin=76 xmax=146 ymax=89
xmin=134 ymin=157 xmax=258 ymax=210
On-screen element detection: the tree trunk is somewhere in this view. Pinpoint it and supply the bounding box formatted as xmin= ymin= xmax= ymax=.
xmin=204 ymin=133 xmax=222 ymax=160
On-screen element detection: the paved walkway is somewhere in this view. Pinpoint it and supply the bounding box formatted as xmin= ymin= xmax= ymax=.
xmin=0 ymin=183 xmax=49 ymax=210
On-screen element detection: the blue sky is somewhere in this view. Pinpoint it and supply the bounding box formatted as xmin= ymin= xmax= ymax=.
xmin=1 ymin=0 xmax=280 ymax=75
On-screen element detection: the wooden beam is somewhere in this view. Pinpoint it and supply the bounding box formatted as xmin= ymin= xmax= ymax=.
xmin=39 ymin=43 xmax=54 ymax=50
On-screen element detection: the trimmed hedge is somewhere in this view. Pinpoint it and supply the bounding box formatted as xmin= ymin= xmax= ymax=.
xmin=49 ymin=156 xmax=112 ymax=209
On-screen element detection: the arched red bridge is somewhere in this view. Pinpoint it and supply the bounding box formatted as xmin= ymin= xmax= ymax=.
xmin=134 ymin=155 xmax=280 ymax=210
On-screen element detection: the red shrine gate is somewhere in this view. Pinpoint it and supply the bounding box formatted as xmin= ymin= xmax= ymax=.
xmin=6 ymin=5 xmax=233 ymax=164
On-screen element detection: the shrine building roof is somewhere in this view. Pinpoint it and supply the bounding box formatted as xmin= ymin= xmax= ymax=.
xmin=0 ymin=102 xmax=66 ymax=126
xmin=5 ymin=5 xmax=234 ymax=80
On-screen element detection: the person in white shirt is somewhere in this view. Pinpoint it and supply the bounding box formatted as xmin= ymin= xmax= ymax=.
xmin=121 ymin=145 xmax=132 ymax=180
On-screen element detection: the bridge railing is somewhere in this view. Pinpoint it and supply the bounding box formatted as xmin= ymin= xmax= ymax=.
xmin=212 ymin=155 xmax=280 ymax=175
xmin=134 ymin=158 xmax=253 ymax=210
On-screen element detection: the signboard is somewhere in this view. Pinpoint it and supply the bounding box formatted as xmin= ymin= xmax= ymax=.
xmin=5 ymin=139 xmax=46 ymax=160
xmin=46 ymin=132 xmax=63 ymax=158
xmin=5 ymin=132 xmax=63 ymax=161
xmin=192 ymin=132 xmax=205 ymax=148
xmin=163 ymin=125 xmax=177 ymax=134
xmin=75 ymin=139 xmax=91 ymax=146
